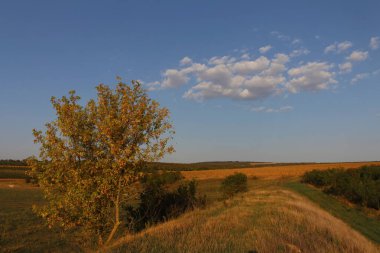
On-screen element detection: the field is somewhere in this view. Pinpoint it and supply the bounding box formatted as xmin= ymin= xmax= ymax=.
xmin=1 ymin=162 xmax=379 ymax=252
xmin=3 ymin=162 xmax=380 ymax=180
xmin=0 ymin=166 xmax=30 ymax=179
xmin=181 ymin=162 xmax=380 ymax=180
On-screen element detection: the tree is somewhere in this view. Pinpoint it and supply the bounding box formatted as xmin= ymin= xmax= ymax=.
xmin=28 ymin=79 xmax=174 ymax=246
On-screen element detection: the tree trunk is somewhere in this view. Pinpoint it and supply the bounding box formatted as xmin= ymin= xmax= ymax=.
xmin=105 ymin=178 xmax=122 ymax=245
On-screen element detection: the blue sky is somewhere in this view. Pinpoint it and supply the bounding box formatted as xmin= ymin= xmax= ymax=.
xmin=1 ymin=0 xmax=379 ymax=162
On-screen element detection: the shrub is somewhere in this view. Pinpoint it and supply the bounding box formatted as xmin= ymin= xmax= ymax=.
xmin=125 ymin=175 xmax=204 ymax=232
xmin=220 ymin=173 xmax=248 ymax=198
xmin=141 ymin=171 xmax=184 ymax=186
xmin=302 ymin=169 xmax=342 ymax=186
xmin=302 ymin=166 xmax=380 ymax=210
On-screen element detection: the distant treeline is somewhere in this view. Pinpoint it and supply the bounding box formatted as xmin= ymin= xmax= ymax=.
xmin=302 ymin=166 xmax=380 ymax=210
xmin=0 ymin=159 xmax=28 ymax=166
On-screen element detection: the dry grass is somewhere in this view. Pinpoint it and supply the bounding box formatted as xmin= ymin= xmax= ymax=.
xmin=182 ymin=162 xmax=380 ymax=180
xmin=108 ymin=187 xmax=379 ymax=253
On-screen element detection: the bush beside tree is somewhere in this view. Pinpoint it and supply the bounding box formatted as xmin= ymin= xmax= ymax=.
xmin=125 ymin=171 xmax=205 ymax=232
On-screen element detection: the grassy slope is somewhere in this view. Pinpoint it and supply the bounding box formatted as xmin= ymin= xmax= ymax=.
xmin=284 ymin=181 xmax=380 ymax=244
xmin=110 ymin=184 xmax=378 ymax=253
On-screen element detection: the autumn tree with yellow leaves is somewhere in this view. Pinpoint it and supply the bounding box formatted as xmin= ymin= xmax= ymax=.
xmin=28 ymin=79 xmax=174 ymax=247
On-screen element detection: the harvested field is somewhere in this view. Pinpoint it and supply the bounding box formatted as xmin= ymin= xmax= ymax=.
xmin=182 ymin=162 xmax=380 ymax=180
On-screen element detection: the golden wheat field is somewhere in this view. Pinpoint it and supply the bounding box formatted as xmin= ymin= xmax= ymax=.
xmin=182 ymin=162 xmax=380 ymax=180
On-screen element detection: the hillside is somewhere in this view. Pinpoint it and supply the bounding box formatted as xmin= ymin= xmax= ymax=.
xmin=109 ymin=185 xmax=378 ymax=253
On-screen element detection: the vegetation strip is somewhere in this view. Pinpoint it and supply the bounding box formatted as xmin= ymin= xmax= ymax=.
xmin=284 ymin=181 xmax=380 ymax=244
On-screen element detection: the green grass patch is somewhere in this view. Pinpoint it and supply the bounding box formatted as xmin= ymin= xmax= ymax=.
xmin=284 ymin=181 xmax=380 ymax=244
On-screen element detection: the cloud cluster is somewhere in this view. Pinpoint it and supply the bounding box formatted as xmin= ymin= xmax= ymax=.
xmin=333 ymin=49 xmax=368 ymax=75
xmin=351 ymin=69 xmax=380 ymax=84
xmin=183 ymin=54 xmax=288 ymax=101
xmin=324 ymin=41 xmax=353 ymax=54
xmin=151 ymin=52 xmax=338 ymax=101
xmin=148 ymin=35 xmax=374 ymax=103
xmin=286 ymin=62 xmax=336 ymax=93
xmin=346 ymin=51 xmax=368 ymax=62
xmin=259 ymin=45 xmax=272 ymax=54
xmin=338 ymin=62 xmax=352 ymax=73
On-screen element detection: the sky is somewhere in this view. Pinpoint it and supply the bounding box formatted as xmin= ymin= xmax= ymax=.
xmin=0 ymin=0 xmax=379 ymax=162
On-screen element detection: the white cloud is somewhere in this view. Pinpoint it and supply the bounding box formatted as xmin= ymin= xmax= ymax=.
xmin=337 ymin=41 xmax=353 ymax=52
xmin=198 ymin=64 xmax=233 ymax=86
xmin=351 ymin=73 xmax=370 ymax=84
xmin=180 ymin=53 xmax=290 ymax=101
xmin=370 ymin=37 xmax=380 ymax=50
xmin=232 ymin=56 xmax=270 ymax=75
xmin=346 ymin=51 xmax=368 ymax=62
xmin=350 ymin=69 xmax=380 ymax=84
xmin=159 ymin=62 xmax=209 ymax=89
xmin=149 ymin=38 xmax=369 ymax=102
xmin=259 ymin=45 xmax=272 ymax=54
xmin=324 ymin=44 xmax=336 ymax=54
xmin=289 ymin=48 xmax=310 ymax=57
xmin=324 ymin=41 xmax=353 ymax=54
xmin=338 ymin=62 xmax=352 ymax=73
xmin=180 ymin=56 xmax=193 ymax=66
xmin=286 ymin=62 xmax=336 ymax=93
xmin=263 ymin=53 xmax=289 ymax=76
xmin=161 ymin=69 xmax=189 ymax=88
xmin=251 ymin=105 xmax=293 ymax=113
xmin=156 ymin=56 xmax=336 ymax=101
xmin=208 ymin=56 xmax=236 ymax=65
xmin=182 ymin=57 xmax=336 ymax=101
